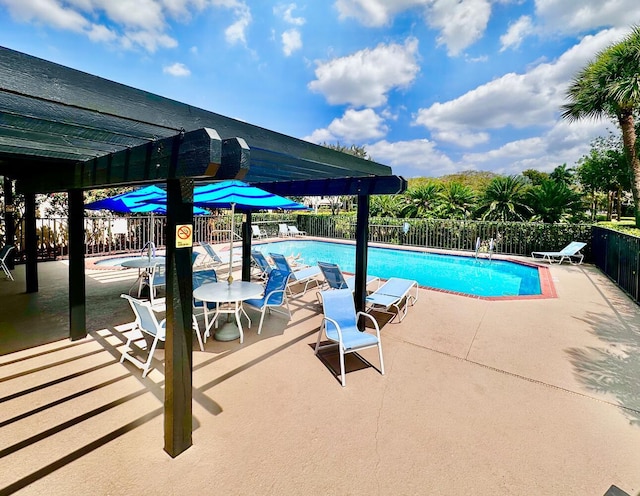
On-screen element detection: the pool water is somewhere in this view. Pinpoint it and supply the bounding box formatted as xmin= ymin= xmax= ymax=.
xmin=255 ymin=240 xmax=541 ymax=298
xmin=95 ymin=256 xmax=152 ymax=267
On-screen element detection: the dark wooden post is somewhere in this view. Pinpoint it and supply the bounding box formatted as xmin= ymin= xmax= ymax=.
xmin=3 ymin=177 xmax=15 ymax=269
xmin=24 ymin=191 xmax=38 ymax=293
xmin=241 ymin=211 xmax=252 ymax=281
xmin=354 ymin=194 xmax=370 ymax=313
xmin=164 ymin=177 xmax=194 ymax=457
xmin=68 ymin=189 xmax=86 ymax=340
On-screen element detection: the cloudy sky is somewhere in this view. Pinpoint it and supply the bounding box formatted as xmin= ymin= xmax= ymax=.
xmin=1 ymin=0 xmax=640 ymax=178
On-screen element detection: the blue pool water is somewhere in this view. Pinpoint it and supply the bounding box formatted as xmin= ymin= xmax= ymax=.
xmin=255 ymin=240 xmax=541 ymax=298
xmin=95 ymin=256 xmax=149 ymax=267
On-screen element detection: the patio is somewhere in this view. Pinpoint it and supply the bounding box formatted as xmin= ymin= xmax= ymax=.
xmin=1 ymin=255 xmax=639 ymax=495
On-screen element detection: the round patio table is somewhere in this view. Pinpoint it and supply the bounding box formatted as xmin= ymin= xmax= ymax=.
xmin=193 ymin=281 xmax=264 ymax=344
xmin=120 ymin=257 xmax=166 ymax=298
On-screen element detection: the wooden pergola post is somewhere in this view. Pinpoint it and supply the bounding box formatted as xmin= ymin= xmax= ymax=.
xmin=68 ymin=188 xmax=86 ymax=340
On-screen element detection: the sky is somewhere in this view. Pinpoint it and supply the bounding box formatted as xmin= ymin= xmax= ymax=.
xmin=1 ymin=1 xmax=640 ymax=180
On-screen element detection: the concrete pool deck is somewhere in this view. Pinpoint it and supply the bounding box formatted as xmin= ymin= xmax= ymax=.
xmin=1 ymin=252 xmax=639 ymax=495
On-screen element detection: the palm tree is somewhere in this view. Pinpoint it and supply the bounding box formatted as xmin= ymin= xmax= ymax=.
xmin=370 ymin=194 xmax=404 ymax=218
xmin=475 ymin=175 xmax=532 ymax=221
xmin=437 ymin=182 xmax=476 ymax=219
xmin=528 ymin=179 xmax=584 ymax=223
xmin=402 ymin=182 xmax=441 ymax=218
xmin=561 ymin=26 xmax=640 ymax=226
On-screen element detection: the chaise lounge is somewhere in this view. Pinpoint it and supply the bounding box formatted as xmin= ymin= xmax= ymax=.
xmin=366 ymin=277 xmax=419 ymax=323
xmin=531 ymin=241 xmax=587 ymax=265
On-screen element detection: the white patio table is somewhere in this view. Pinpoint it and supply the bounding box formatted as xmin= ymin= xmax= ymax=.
xmin=120 ymin=256 xmax=166 ymax=298
xmin=193 ymin=281 xmax=264 ymax=344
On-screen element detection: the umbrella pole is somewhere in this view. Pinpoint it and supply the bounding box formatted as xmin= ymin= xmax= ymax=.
xmin=228 ymin=203 xmax=235 ymax=284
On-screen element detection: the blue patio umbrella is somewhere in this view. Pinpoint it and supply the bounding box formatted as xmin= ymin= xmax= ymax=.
xmin=85 ymin=185 xmax=207 ymax=246
xmin=191 ymin=180 xmax=308 ymax=280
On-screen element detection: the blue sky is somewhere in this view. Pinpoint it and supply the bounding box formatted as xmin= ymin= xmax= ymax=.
xmin=1 ymin=0 xmax=640 ymax=179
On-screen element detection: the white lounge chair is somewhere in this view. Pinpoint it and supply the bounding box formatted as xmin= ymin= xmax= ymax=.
xmin=201 ymin=242 xmax=242 ymax=266
xmin=288 ymin=225 xmax=306 ymax=236
xmin=316 ymin=288 xmax=384 ymax=387
xmin=251 ymin=225 xmax=267 ymax=239
xmin=531 ymin=241 xmax=586 ymax=265
xmin=366 ymin=277 xmax=418 ymax=323
xmin=270 ymin=252 xmax=321 ymax=295
xmin=278 ymin=224 xmax=290 ymax=237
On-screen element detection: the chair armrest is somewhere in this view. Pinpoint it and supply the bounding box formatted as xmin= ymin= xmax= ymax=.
xmin=357 ymin=311 xmax=381 ymax=336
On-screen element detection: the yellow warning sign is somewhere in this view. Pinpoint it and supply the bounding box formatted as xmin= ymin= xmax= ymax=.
xmin=176 ymin=224 xmax=193 ymax=248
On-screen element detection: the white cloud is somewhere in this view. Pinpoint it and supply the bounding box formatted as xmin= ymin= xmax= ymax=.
xmin=365 ymin=139 xmax=459 ymax=177
xmin=0 ymin=0 xmax=253 ymax=51
xmin=163 ymin=62 xmax=191 ymax=76
xmin=224 ymin=3 xmax=252 ymax=45
xmin=304 ymin=108 xmax=388 ymax=142
xmin=500 ymin=15 xmax=533 ymax=51
xmin=414 ymin=28 xmax=627 ymax=140
xmin=534 ymin=0 xmax=640 ymax=35
xmin=428 ymin=0 xmax=492 ymax=56
xmin=282 ymin=28 xmax=302 ymax=56
xmin=308 ymin=37 xmax=420 ymax=107
xmin=334 ymin=0 xmax=491 ymax=56
xmin=275 ymin=3 xmax=306 ymax=25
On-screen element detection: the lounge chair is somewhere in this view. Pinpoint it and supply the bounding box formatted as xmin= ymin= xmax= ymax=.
xmin=316 ymin=288 xmax=384 ymax=387
xmin=366 ymin=277 xmax=418 ymax=323
xmin=278 ymin=224 xmax=290 ymax=237
xmin=0 ymin=244 xmax=15 ymax=281
xmin=201 ymin=242 xmax=242 ymax=266
xmin=270 ymin=252 xmax=321 ymax=295
xmin=244 ymin=269 xmax=292 ymax=334
xmin=531 ymin=241 xmax=587 ymax=265
xmin=288 ymin=225 xmax=306 ymax=236
xmin=251 ymin=224 xmax=267 ymax=239
xmin=317 ymin=261 xmax=379 ymax=293
xmin=251 ymin=250 xmax=273 ymax=280
xmin=120 ymin=294 xmax=167 ymax=378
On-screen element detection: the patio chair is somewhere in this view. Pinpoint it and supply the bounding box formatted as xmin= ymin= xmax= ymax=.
xmin=0 ymin=244 xmax=15 ymax=281
xmin=278 ymin=224 xmax=290 ymax=237
xmin=316 ymin=288 xmax=384 ymax=387
xmin=244 ymin=269 xmax=292 ymax=334
xmin=251 ymin=250 xmax=273 ymax=280
xmin=120 ymin=294 xmax=167 ymax=378
xmin=288 ymin=225 xmax=307 ymax=236
xmin=317 ymin=261 xmax=379 ymax=295
xmin=366 ymin=277 xmax=419 ymax=323
xmin=144 ymin=262 xmax=165 ymax=307
xmin=251 ymin=224 xmax=267 ymax=239
xmin=270 ymin=252 xmax=321 ymax=296
xmin=531 ymin=241 xmax=587 ymax=265
xmin=192 ymin=269 xmax=218 ymax=348
xmin=201 ymin=242 xmax=242 ymax=266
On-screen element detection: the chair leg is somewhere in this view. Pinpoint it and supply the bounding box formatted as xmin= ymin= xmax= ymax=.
xmin=192 ymin=315 xmax=205 ymax=351
xmin=377 ymin=343 xmax=385 ymax=376
xmin=257 ymin=307 xmax=267 ymax=335
xmin=314 ymin=324 xmax=324 ymax=354
xmin=142 ymin=336 xmax=161 ymax=378
xmin=339 ymin=348 xmax=346 ymax=387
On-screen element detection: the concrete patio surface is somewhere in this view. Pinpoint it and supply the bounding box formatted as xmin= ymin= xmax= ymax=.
xmin=1 ymin=252 xmax=639 ymax=495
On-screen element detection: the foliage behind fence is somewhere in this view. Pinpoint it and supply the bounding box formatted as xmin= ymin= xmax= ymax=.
xmin=299 ymin=215 xmax=594 ymax=259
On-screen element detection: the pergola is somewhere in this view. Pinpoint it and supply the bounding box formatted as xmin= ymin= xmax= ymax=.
xmin=0 ymin=46 xmax=406 ymax=456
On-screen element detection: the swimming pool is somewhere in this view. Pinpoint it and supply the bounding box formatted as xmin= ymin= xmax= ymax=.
xmin=254 ymin=240 xmax=543 ymax=298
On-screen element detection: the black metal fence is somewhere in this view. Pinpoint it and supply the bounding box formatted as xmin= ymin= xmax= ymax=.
xmin=591 ymin=226 xmax=640 ymax=304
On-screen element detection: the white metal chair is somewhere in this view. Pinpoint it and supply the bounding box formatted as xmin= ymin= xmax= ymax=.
xmin=316 ymin=288 xmax=384 ymax=387
xmin=0 ymin=244 xmax=15 ymax=281
xmin=531 ymin=241 xmax=587 ymax=265
xmin=120 ymin=294 xmax=166 ymax=377
xmin=244 ymin=269 xmax=291 ymax=334
xmin=192 ymin=269 xmax=218 ymax=348
xmin=278 ymin=224 xmax=290 ymax=237
xmin=365 ymin=277 xmax=418 ymax=323
xmin=145 ymin=262 xmax=165 ymax=307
